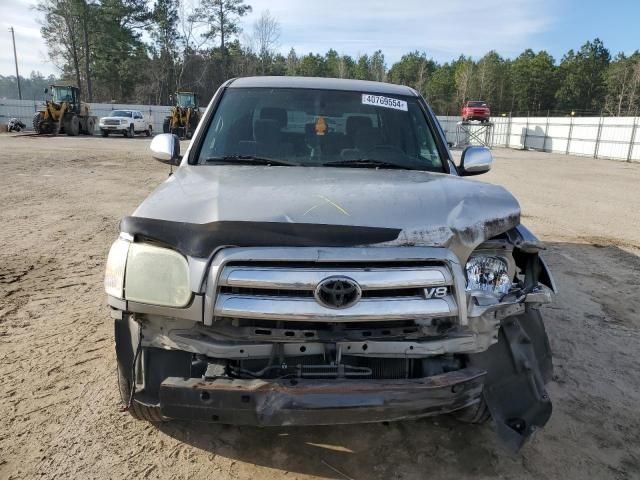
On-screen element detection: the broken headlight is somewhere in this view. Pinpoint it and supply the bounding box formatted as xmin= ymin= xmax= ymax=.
xmin=104 ymin=238 xmax=191 ymax=307
xmin=465 ymin=255 xmax=512 ymax=296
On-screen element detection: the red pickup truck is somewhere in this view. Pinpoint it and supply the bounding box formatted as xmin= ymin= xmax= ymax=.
xmin=461 ymin=101 xmax=490 ymax=123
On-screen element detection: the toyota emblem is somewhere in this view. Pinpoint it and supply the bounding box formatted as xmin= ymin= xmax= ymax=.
xmin=314 ymin=276 xmax=362 ymax=309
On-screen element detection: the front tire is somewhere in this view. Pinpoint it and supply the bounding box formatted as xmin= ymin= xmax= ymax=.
xmin=33 ymin=113 xmax=43 ymax=134
xmin=85 ymin=117 xmax=95 ymax=135
xmin=117 ymin=363 xmax=164 ymax=422
xmin=452 ymin=398 xmax=491 ymax=424
xmin=65 ymin=115 xmax=80 ymax=136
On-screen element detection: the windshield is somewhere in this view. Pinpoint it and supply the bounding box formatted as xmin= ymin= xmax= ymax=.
xmin=52 ymin=87 xmax=73 ymax=103
xmin=177 ymin=93 xmax=196 ymax=108
xmin=467 ymin=101 xmax=487 ymax=107
xmin=197 ymin=87 xmax=445 ymax=171
xmin=111 ymin=110 xmax=132 ymax=117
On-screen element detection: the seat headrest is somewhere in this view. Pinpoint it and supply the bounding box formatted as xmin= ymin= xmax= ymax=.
xmin=254 ymin=119 xmax=281 ymax=143
xmin=346 ymin=116 xmax=373 ymax=137
xmin=260 ymin=108 xmax=287 ymax=128
xmin=354 ymin=126 xmax=379 ymax=151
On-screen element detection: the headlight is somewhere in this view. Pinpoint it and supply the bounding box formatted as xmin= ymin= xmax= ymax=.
xmin=465 ymin=255 xmax=512 ymax=296
xmin=104 ymin=238 xmax=129 ymax=298
xmin=104 ymin=239 xmax=191 ymax=307
xmin=121 ymin=119 xmax=128 ymax=124
xmin=125 ymin=243 xmax=191 ymax=307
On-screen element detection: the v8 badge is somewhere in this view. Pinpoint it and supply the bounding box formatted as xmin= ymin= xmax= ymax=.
xmin=424 ymin=286 xmax=448 ymax=299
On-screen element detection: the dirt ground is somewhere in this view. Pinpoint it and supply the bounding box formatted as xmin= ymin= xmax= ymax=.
xmin=0 ymin=134 xmax=639 ymax=480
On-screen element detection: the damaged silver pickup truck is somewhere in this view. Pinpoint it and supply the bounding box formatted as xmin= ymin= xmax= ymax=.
xmin=105 ymin=77 xmax=555 ymax=450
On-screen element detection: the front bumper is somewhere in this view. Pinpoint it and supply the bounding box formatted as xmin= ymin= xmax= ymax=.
xmin=158 ymin=367 xmax=485 ymax=425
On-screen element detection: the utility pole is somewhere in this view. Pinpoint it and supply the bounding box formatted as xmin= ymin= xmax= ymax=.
xmin=9 ymin=27 xmax=22 ymax=100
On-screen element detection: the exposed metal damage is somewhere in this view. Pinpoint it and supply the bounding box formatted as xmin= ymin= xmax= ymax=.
xmin=110 ymin=222 xmax=555 ymax=449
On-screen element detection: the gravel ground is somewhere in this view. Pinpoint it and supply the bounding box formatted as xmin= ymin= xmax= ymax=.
xmin=1 ymin=134 xmax=639 ymax=480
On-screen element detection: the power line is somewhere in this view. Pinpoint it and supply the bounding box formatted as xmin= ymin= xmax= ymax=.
xmin=9 ymin=26 xmax=22 ymax=100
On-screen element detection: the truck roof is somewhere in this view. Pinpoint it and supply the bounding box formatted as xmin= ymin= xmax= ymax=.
xmin=228 ymin=76 xmax=418 ymax=96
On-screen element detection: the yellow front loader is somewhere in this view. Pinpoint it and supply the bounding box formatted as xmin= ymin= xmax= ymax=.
xmin=163 ymin=92 xmax=201 ymax=139
xmin=33 ymin=85 xmax=96 ymax=136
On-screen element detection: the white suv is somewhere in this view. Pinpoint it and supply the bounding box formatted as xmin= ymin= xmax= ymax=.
xmin=99 ymin=110 xmax=152 ymax=137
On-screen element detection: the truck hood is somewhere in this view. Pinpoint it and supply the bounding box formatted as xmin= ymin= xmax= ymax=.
xmin=129 ymin=165 xmax=520 ymax=260
xmin=100 ymin=116 xmax=130 ymax=121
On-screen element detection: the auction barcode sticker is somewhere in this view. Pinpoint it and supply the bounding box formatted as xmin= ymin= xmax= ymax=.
xmin=362 ymin=94 xmax=408 ymax=111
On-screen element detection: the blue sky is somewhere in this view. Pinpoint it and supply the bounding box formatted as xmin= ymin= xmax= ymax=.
xmin=1 ymin=0 xmax=638 ymax=77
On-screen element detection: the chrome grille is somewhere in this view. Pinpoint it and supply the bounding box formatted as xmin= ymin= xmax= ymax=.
xmin=104 ymin=119 xmax=120 ymax=125
xmin=213 ymin=262 xmax=459 ymax=323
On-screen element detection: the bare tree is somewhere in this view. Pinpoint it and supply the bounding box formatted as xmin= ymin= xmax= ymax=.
xmin=172 ymin=0 xmax=205 ymax=89
xmin=605 ymin=54 xmax=640 ymax=116
xmin=37 ymin=0 xmax=83 ymax=90
xmin=337 ymin=56 xmax=348 ymax=78
xmin=286 ymin=48 xmax=299 ymax=76
xmin=629 ymin=60 xmax=640 ymax=115
xmin=80 ymin=0 xmax=92 ymax=101
xmin=252 ymin=10 xmax=280 ymax=74
xmin=455 ymin=59 xmax=474 ymax=105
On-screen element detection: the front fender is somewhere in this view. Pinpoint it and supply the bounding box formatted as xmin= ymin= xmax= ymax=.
xmin=508 ymin=224 xmax=557 ymax=294
xmin=467 ymin=309 xmax=553 ymax=452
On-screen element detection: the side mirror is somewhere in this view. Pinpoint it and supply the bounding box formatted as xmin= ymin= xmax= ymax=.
xmin=459 ymin=146 xmax=492 ymax=176
xmin=44 ymin=88 xmax=48 ymax=94
xmin=150 ymin=133 xmax=181 ymax=165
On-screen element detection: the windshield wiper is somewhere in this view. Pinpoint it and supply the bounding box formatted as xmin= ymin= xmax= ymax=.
xmin=323 ymin=159 xmax=415 ymax=170
xmin=204 ymin=155 xmax=295 ymax=166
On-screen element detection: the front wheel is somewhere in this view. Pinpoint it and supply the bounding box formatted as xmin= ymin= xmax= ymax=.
xmin=124 ymin=124 xmax=134 ymax=138
xmin=65 ymin=115 xmax=80 ymax=136
xmin=33 ymin=112 xmax=43 ymax=133
xmin=85 ymin=117 xmax=95 ymax=135
xmin=117 ymin=363 xmax=164 ymax=422
xmin=452 ymin=398 xmax=491 ymax=424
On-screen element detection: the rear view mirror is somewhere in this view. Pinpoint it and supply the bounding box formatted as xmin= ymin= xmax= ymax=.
xmin=459 ymin=146 xmax=492 ymax=176
xmin=150 ymin=133 xmax=181 ymax=165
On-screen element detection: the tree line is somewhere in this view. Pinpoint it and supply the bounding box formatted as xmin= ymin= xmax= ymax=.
xmin=2 ymin=0 xmax=639 ymax=116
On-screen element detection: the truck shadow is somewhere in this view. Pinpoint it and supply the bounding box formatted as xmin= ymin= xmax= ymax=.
xmin=158 ymin=241 xmax=640 ymax=479
xmin=158 ymin=415 xmax=496 ymax=479
xmin=520 ymin=125 xmax=553 ymax=152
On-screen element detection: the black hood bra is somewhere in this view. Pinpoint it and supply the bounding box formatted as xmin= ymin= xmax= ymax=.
xmin=120 ymin=216 xmax=402 ymax=258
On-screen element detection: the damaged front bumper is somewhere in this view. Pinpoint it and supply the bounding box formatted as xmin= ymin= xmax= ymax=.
xmin=159 ymin=368 xmax=485 ymax=425
xmin=111 ymin=233 xmax=556 ymax=450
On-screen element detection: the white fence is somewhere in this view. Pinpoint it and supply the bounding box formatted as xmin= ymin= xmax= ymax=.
xmin=0 ymin=99 xmax=174 ymax=134
xmin=1 ymin=98 xmax=638 ymax=162
xmin=438 ymin=115 xmax=640 ymax=162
